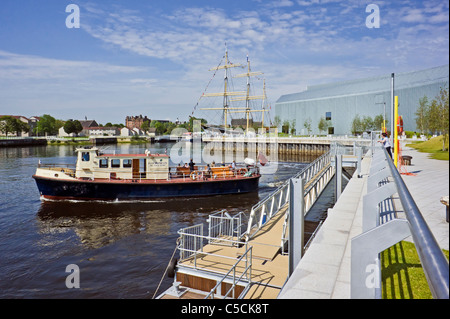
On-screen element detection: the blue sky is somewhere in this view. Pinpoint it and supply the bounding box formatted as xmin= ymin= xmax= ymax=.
xmin=0 ymin=0 xmax=448 ymax=125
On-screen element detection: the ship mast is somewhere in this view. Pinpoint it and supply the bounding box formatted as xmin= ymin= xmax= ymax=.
xmin=229 ymin=55 xmax=267 ymax=133
xmin=199 ymin=46 xmax=244 ymax=129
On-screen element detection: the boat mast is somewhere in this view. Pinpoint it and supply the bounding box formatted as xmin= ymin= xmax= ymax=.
xmin=200 ymin=46 xmax=244 ymax=129
xmin=231 ymin=55 xmax=264 ymax=133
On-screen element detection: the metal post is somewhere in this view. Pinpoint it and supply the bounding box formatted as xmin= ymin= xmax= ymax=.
xmin=335 ymin=154 xmax=342 ymax=202
xmin=289 ymin=177 xmax=304 ymax=277
xmin=356 ymin=147 xmax=362 ymax=178
xmin=394 ymin=96 xmax=399 ymax=167
xmin=390 ymin=73 xmax=395 ymax=146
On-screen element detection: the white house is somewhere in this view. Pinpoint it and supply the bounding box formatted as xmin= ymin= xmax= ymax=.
xmin=120 ymin=127 xmax=135 ymax=136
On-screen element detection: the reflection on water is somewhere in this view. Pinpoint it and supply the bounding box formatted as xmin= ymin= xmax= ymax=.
xmin=36 ymin=192 xmax=260 ymax=250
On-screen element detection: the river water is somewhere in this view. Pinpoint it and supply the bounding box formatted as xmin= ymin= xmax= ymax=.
xmin=0 ymin=142 xmax=334 ymax=298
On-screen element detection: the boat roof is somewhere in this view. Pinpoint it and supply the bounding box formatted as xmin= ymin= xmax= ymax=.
xmin=99 ymin=153 xmax=169 ymax=158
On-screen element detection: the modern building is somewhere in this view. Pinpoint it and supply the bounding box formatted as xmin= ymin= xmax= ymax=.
xmin=274 ymin=65 xmax=449 ymax=135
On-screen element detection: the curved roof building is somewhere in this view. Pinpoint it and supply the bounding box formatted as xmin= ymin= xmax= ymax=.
xmin=275 ymin=65 xmax=449 ymax=135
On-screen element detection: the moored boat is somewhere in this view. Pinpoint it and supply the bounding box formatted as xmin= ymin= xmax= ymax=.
xmin=32 ymin=146 xmax=260 ymax=201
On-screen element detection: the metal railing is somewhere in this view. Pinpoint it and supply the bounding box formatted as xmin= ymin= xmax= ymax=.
xmin=245 ymin=150 xmax=333 ymax=242
xmin=205 ymin=246 xmax=253 ymax=299
xmin=351 ymin=145 xmax=449 ymax=299
xmin=207 ymin=210 xmax=246 ymax=246
xmin=177 ymin=220 xmax=253 ymax=299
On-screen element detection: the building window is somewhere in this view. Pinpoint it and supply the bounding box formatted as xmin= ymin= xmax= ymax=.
xmin=82 ymin=152 xmax=90 ymax=162
xmin=111 ymin=159 xmax=120 ymax=168
xmin=123 ymin=159 xmax=132 ymax=168
xmin=326 ymin=112 xmax=332 ymax=121
xmin=328 ymin=127 xmax=334 ymax=135
xmin=99 ymin=159 xmax=108 ymax=168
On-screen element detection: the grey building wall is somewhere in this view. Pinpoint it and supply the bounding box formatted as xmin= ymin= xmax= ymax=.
xmin=275 ymin=65 xmax=449 ymax=135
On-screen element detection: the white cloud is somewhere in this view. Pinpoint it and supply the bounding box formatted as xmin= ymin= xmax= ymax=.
xmin=0 ymin=50 xmax=140 ymax=81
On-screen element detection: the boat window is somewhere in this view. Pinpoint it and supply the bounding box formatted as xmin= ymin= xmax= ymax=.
xmin=99 ymin=159 xmax=108 ymax=168
xmin=82 ymin=152 xmax=90 ymax=162
xmin=123 ymin=159 xmax=132 ymax=168
xmin=111 ymin=159 xmax=120 ymax=168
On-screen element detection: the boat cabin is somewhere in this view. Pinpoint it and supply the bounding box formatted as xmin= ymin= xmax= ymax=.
xmin=75 ymin=147 xmax=169 ymax=180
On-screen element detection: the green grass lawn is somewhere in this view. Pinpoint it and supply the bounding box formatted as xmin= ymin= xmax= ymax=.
xmin=406 ymin=135 xmax=449 ymax=160
xmin=381 ymin=241 xmax=449 ymax=299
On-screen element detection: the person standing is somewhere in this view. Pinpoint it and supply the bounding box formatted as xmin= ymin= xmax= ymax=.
xmin=379 ymin=132 xmax=393 ymax=159
xmin=189 ymin=158 xmax=195 ymax=172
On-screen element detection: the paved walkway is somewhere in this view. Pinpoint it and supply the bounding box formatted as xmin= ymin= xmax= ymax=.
xmin=400 ymin=145 xmax=449 ymax=250
xmin=278 ymin=145 xmax=449 ymax=299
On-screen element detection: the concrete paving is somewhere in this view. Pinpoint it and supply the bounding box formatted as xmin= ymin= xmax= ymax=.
xmin=278 ymin=145 xmax=449 ymax=299
xmin=400 ymin=145 xmax=449 ymax=251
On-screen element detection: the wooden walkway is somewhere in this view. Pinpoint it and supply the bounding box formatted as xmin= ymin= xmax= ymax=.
xmin=175 ymin=206 xmax=289 ymax=299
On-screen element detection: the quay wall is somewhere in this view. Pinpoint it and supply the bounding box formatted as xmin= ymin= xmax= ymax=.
xmin=201 ymin=137 xmax=370 ymax=156
xmin=0 ymin=138 xmax=47 ymax=147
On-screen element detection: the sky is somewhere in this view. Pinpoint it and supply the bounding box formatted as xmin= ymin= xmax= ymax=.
xmin=0 ymin=0 xmax=448 ymax=125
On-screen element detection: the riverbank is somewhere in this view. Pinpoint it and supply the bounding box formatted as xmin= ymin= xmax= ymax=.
xmin=0 ymin=136 xmax=154 ymax=147
xmin=0 ymin=138 xmax=47 ymax=147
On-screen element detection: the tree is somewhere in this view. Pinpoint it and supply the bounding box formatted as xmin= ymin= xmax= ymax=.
xmin=0 ymin=115 xmax=26 ymax=136
xmin=0 ymin=116 xmax=28 ymax=137
xmin=282 ymin=120 xmax=290 ymax=134
xmin=303 ymin=118 xmax=312 ymax=135
xmin=373 ymin=114 xmax=386 ymax=132
xmin=290 ymin=119 xmax=296 ymax=135
xmin=36 ymin=114 xmax=59 ymax=136
xmin=273 ymin=116 xmax=281 ymax=128
xmin=73 ymin=120 xmax=83 ymax=136
xmin=63 ymin=120 xmax=83 ymax=136
xmin=63 ymin=120 xmax=75 ymax=135
xmin=318 ymin=117 xmax=329 ymax=135
xmin=0 ymin=116 xmax=16 ymax=137
xmin=415 ymin=96 xmax=429 ymax=135
xmin=361 ymin=116 xmax=374 ymax=132
xmin=141 ymin=120 xmax=150 ymax=133
xmin=351 ymin=114 xmax=363 ymax=136
xmin=434 ymin=86 xmax=449 ymax=151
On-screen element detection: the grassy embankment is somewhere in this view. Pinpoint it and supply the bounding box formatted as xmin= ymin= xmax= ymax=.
xmin=382 ymin=241 xmax=449 ymax=299
xmin=405 ymin=135 xmax=449 ymax=160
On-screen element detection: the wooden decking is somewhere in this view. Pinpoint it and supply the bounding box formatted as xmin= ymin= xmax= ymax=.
xmin=171 ymin=206 xmax=289 ymax=299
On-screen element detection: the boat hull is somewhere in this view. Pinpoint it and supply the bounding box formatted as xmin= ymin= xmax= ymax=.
xmin=32 ymin=175 xmax=260 ymax=201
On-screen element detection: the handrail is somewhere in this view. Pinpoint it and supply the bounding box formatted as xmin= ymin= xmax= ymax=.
xmin=205 ymin=246 xmax=253 ymax=299
xmin=245 ymin=150 xmax=332 ymax=240
xmin=381 ymin=147 xmax=449 ymax=299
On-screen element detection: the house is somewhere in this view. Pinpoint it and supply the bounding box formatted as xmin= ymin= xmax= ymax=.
xmin=132 ymin=127 xmax=144 ymax=136
xmin=146 ymin=127 xmax=156 ymax=137
xmin=79 ymin=120 xmax=99 ymax=136
xmin=125 ymin=115 xmax=150 ymax=130
xmin=120 ymin=127 xmax=135 ymax=136
xmin=58 ymin=126 xmax=76 ymax=137
xmin=0 ymin=115 xmax=34 ymax=137
xmin=87 ymin=127 xmax=120 ymax=136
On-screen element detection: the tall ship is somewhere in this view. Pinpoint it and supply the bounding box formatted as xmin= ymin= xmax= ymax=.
xmin=194 ymin=47 xmax=271 ymax=133
xmin=33 ymin=146 xmax=260 ymax=201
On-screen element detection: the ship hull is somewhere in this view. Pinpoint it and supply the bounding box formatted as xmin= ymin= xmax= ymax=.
xmin=32 ymin=175 xmax=260 ymax=201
